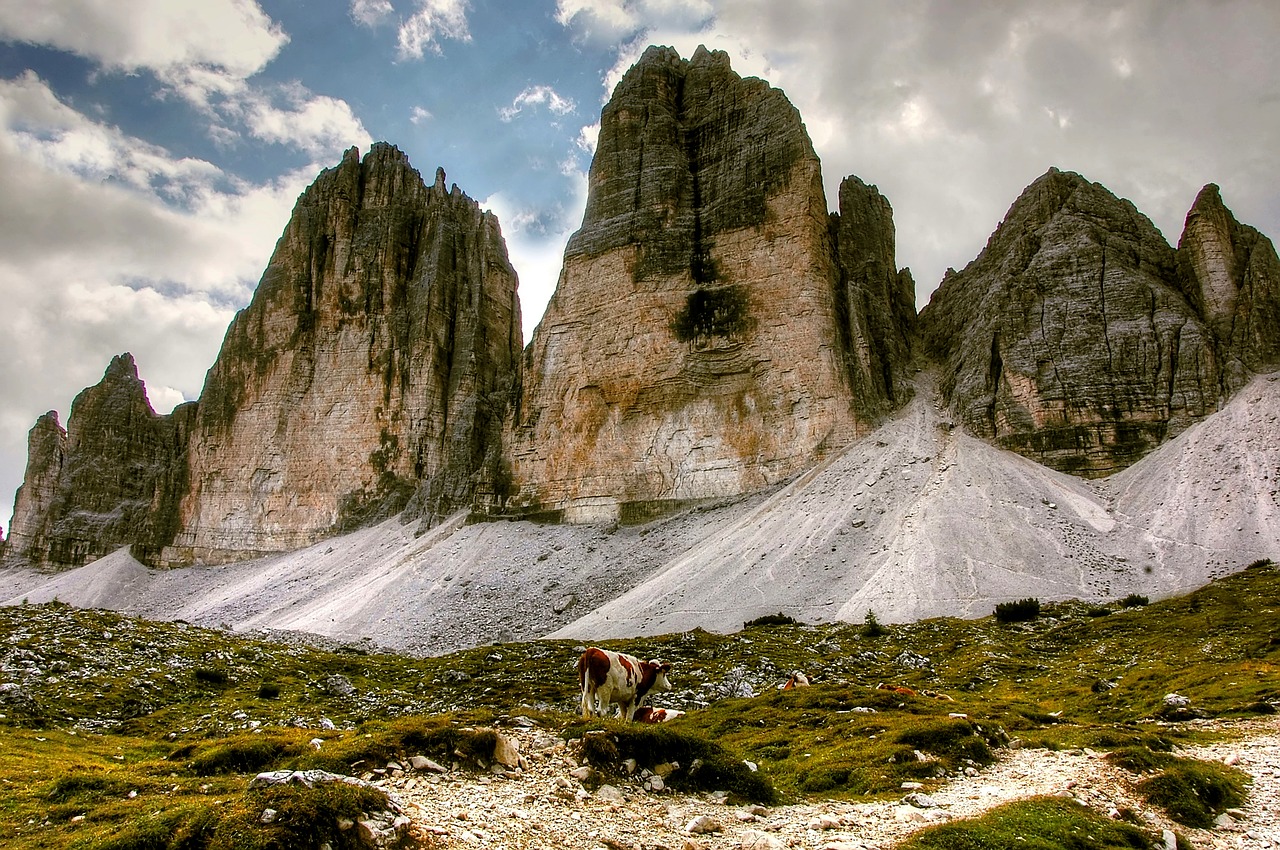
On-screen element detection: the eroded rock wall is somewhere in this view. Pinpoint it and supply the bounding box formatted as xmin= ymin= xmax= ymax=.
xmin=166 ymin=144 xmax=521 ymax=564
xmin=919 ymin=169 xmax=1219 ymax=476
xmin=505 ymin=46 xmax=899 ymax=522
xmin=2 ymin=354 xmax=193 ymax=569
xmin=1177 ymin=183 xmax=1280 ymax=391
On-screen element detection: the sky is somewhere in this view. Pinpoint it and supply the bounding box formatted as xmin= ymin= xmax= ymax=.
xmin=0 ymin=0 xmax=1277 ymax=535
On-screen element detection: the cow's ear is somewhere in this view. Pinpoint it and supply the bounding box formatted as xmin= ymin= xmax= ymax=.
xmin=661 ymin=662 xmax=672 ymax=673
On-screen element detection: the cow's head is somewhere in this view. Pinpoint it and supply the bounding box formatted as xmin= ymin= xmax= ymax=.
xmin=647 ymin=659 xmax=674 ymax=692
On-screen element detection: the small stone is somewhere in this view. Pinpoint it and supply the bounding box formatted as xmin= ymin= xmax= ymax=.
xmin=740 ymin=829 xmax=784 ymax=849
xmin=686 ymin=814 xmax=722 ymax=835
xmin=596 ymin=784 xmax=625 ymax=802
xmin=904 ymin=792 xmax=939 ymax=808
xmin=261 ymin=808 xmax=278 ymax=824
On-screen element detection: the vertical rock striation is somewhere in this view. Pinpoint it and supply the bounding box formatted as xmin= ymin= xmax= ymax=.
xmin=2 ymin=354 xmax=193 ymax=569
xmin=831 ymin=176 xmax=918 ymax=416
xmin=1177 ymin=183 xmax=1280 ymax=392
xmin=919 ymin=169 xmax=1218 ymax=476
xmin=505 ymin=46 xmax=910 ymax=522
xmin=165 ymin=144 xmax=521 ymax=564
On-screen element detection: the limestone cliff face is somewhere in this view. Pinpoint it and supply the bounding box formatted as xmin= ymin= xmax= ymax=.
xmin=2 ymin=354 xmax=194 ymax=569
xmin=831 ymin=176 xmax=918 ymax=415
xmin=1177 ymin=183 xmax=1280 ymax=391
xmin=919 ymin=169 xmax=1218 ymax=476
xmin=166 ymin=144 xmax=521 ymax=564
xmin=506 ymin=46 xmax=903 ymax=522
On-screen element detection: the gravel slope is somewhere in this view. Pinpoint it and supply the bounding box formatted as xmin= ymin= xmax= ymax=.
xmin=3 ymin=370 xmax=1277 ymax=656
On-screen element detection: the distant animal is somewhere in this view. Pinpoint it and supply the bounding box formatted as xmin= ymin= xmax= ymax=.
xmin=633 ymin=706 xmax=686 ymax=723
xmin=781 ymin=671 xmax=811 ymax=689
xmin=877 ymin=682 xmax=917 ymax=697
xmin=577 ymin=647 xmax=674 ymax=721
xmin=920 ymin=689 xmax=955 ymax=702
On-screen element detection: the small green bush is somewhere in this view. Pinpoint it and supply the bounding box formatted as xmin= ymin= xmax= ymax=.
xmin=186 ymin=735 xmax=302 ymax=776
xmin=994 ymin=598 xmax=1041 ymax=623
xmin=1137 ymin=760 xmax=1247 ymax=828
xmin=743 ymin=612 xmax=797 ymax=628
xmin=1120 ymin=594 xmax=1149 ymax=608
xmin=192 ymin=667 xmax=229 ymax=687
xmin=1086 ymin=606 xmax=1112 ymax=617
xmin=1245 ymin=558 xmax=1273 ymax=570
xmin=861 ymin=610 xmax=889 ymax=638
xmin=570 ymin=722 xmax=777 ymax=804
xmin=256 ymin=682 xmax=281 ymax=699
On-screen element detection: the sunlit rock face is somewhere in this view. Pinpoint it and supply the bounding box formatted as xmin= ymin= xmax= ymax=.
xmin=165 ymin=144 xmax=522 ymax=564
xmin=920 ymin=169 xmax=1220 ymax=476
xmin=505 ymin=46 xmax=912 ymax=523
xmin=2 ymin=354 xmax=194 ymax=569
xmin=1176 ymin=183 xmax=1280 ymax=392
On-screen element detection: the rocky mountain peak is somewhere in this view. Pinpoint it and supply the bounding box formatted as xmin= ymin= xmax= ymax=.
xmin=1177 ymin=181 xmax=1280 ymax=390
xmin=920 ymin=169 xmax=1217 ymax=476
xmin=166 ymin=144 xmax=522 ymax=564
xmin=506 ymin=46 xmax=906 ymax=523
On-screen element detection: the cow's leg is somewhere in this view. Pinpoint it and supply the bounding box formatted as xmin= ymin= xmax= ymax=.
xmin=622 ymin=700 xmax=637 ymax=722
xmin=581 ymin=686 xmax=595 ymax=719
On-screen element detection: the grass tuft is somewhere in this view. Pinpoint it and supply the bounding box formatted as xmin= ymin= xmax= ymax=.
xmin=994 ymin=598 xmax=1041 ymax=623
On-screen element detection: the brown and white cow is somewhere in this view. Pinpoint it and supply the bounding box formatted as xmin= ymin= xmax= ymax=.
xmin=577 ymin=647 xmax=673 ymax=721
xmin=633 ymin=706 xmax=686 ymax=723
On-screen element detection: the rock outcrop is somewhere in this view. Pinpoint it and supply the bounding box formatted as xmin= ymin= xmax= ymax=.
xmin=831 ymin=176 xmax=918 ymax=415
xmin=1177 ymin=183 xmax=1280 ymax=391
xmin=164 ymin=144 xmax=522 ymax=564
xmin=505 ymin=46 xmax=911 ymax=522
xmin=2 ymin=354 xmax=194 ymax=569
xmin=919 ymin=168 xmax=1219 ymax=476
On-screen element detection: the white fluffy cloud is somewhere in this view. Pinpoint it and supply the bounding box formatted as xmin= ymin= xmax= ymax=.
xmin=0 ymin=0 xmax=287 ymax=79
xmin=555 ymin=0 xmax=712 ymax=41
xmin=239 ymin=83 xmax=372 ymax=158
xmin=397 ymin=0 xmax=471 ymax=59
xmin=350 ymin=0 xmax=395 ymax=28
xmin=499 ymin=86 xmax=577 ymax=122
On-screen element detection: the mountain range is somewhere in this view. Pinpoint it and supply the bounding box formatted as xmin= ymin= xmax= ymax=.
xmin=1 ymin=46 xmax=1276 ymax=654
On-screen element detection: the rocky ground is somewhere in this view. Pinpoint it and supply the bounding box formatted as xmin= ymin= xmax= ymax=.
xmin=372 ymin=717 xmax=1280 ymax=850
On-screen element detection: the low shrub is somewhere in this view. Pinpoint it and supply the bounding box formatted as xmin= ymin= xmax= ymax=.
xmin=256 ymin=682 xmax=281 ymax=699
xmin=861 ymin=610 xmax=890 ymax=638
xmin=1245 ymin=558 xmax=1274 ymax=570
xmin=1135 ymin=760 xmax=1248 ymax=828
xmin=1120 ymin=594 xmax=1149 ymax=608
xmin=184 ymin=734 xmax=304 ymax=776
xmin=569 ymin=722 xmax=777 ymax=804
xmin=1086 ymin=607 xmax=1112 ymax=617
xmin=994 ymin=598 xmax=1040 ymax=624
xmin=192 ymin=667 xmax=229 ymax=687
xmin=743 ymin=612 xmax=797 ymax=628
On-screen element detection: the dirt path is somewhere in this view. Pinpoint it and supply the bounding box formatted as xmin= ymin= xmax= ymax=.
xmin=382 ymin=717 xmax=1280 ymax=849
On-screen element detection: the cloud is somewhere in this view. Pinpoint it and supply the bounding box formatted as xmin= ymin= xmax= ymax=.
xmin=499 ymin=86 xmax=576 ymax=122
xmin=555 ymin=0 xmax=712 ymax=41
xmin=410 ymin=105 xmax=432 ymax=124
xmin=397 ymin=0 xmax=471 ymax=59
xmin=350 ymin=0 xmax=395 ymax=27
xmin=240 ymin=83 xmax=372 ymax=158
xmin=0 ymin=0 xmax=287 ymax=80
